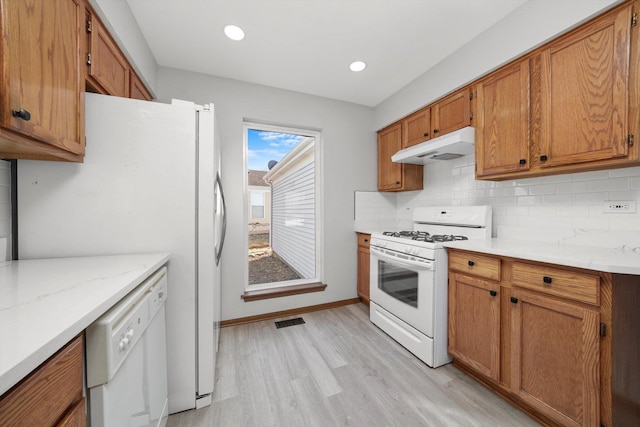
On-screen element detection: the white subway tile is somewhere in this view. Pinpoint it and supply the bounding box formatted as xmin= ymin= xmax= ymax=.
xmin=608 ymin=166 xmax=640 ymax=178
xmin=608 ymin=217 xmax=640 ymax=232
xmin=572 ymin=169 xmax=609 ymax=181
xmin=573 ymin=216 xmax=609 ymax=230
xmin=631 ymin=177 xmax=640 ymax=190
xmin=587 ymin=177 xmax=629 ymax=192
xmin=517 ymin=195 xmax=544 ymax=206
xmin=543 ymin=195 xmax=571 ymax=205
xmin=528 ymin=184 xmax=556 ymax=195
xmin=542 ymin=174 xmax=573 ymax=183
xmin=556 ymin=181 xmax=587 ymax=194
xmin=572 ymin=192 xmax=608 ymax=205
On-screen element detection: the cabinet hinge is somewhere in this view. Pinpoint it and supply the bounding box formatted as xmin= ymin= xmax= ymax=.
xmin=469 ymin=91 xmax=474 ymax=101
xmin=632 ymin=12 xmax=638 ymax=27
xmin=86 ymin=53 xmax=92 ymax=66
xmin=629 ymin=134 xmax=635 ymax=147
xmin=600 ymin=323 xmax=607 ymax=337
xmin=86 ymin=19 xmax=92 ymax=33
xmin=470 ymin=111 xmax=473 ymax=121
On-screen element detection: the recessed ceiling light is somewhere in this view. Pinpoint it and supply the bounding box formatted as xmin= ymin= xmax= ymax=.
xmin=224 ymin=25 xmax=245 ymax=41
xmin=349 ymin=61 xmax=366 ymax=72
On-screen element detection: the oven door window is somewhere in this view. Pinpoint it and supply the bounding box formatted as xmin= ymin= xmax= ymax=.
xmin=377 ymin=259 xmax=418 ymax=308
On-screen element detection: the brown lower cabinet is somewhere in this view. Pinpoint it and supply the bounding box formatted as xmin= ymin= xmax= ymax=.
xmin=0 ymin=334 xmax=86 ymax=427
xmin=357 ymin=233 xmax=371 ymax=305
xmin=448 ymin=249 xmax=640 ymax=427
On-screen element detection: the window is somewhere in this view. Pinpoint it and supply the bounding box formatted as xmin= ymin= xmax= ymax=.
xmin=245 ymin=122 xmax=322 ymax=290
xmin=250 ymin=192 xmax=265 ymax=219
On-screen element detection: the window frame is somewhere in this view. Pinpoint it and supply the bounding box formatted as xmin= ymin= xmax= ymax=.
xmin=243 ymin=121 xmax=323 ymax=291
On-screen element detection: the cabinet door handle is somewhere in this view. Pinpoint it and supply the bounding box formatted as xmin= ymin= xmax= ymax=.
xmin=467 ymin=260 xmax=475 ymax=266
xmin=519 ymin=159 xmax=526 ymax=165
xmin=11 ymin=109 xmax=31 ymax=121
xmin=423 ymin=132 xmax=429 ymax=137
xmin=364 ymin=239 xmax=368 ymax=243
xmin=543 ymin=276 xmax=552 ymax=284
xmin=540 ymin=155 xmax=548 ymax=161
xmin=433 ymin=128 xmax=439 ymax=134
xmin=489 ymin=290 xmax=497 ymax=297
xmin=510 ymin=296 xmax=519 ymax=304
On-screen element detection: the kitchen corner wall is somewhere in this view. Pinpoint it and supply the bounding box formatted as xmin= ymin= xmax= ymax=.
xmin=357 ymin=155 xmax=640 ymax=246
xmin=0 ymin=160 xmax=11 ymax=260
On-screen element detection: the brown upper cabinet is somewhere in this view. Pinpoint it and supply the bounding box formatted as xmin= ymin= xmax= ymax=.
xmin=377 ymin=122 xmax=423 ymax=191
xmin=0 ymin=0 xmax=153 ymax=161
xmin=129 ymin=70 xmax=153 ymax=101
xmin=475 ymin=60 xmax=531 ymax=178
xmin=475 ymin=0 xmax=640 ymax=180
xmin=402 ymin=107 xmax=431 ymax=148
xmin=0 ymin=0 xmax=85 ymax=161
xmin=432 ymin=88 xmax=471 ymax=137
xmin=85 ymin=9 xmax=130 ymax=97
xmin=539 ymin=5 xmax=632 ymax=168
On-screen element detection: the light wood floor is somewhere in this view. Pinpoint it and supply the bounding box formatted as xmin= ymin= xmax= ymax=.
xmin=167 ymin=303 xmax=539 ymax=426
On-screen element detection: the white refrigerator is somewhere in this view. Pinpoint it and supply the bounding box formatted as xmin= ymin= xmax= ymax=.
xmin=17 ymin=93 xmax=226 ymax=413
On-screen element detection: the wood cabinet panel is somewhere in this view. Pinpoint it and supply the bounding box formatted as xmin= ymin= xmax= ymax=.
xmin=129 ymin=70 xmax=153 ymax=101
xmin=539 ymin=5 xmax=632 ymax=168
xmin=377 ymin=123 xmax=423 ymax=191
xmin=510 ymin=288 xmax=600 ymax=426
xmin=448 ymin=273 xmax=501 ymax=382
xmin=357 ymin=233 xmax=370 ymax=305
xmin=512 ymin=262 xmax=600 ymax=305
xmin=0 ymin=0 xmax=84 ymax=160
xmin=87 ymin=12 xmax=129 ymax=97
xmin=432 ymin=88 xmax=471 ymax=136
xmin=0 ymin=335 xmax=85 ymax=427
xmin=58 ymin=398 xmax=86 ymax=427
xmin=402 ymin=107 xmax=431 ymax=148
xmin=476 ymin=60 xmax=530 ymax=177
xmin=449 ymin=250 xmax=501 ymax=281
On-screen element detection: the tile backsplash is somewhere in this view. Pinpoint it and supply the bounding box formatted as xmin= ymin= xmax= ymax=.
xmin=356 ymin=154 xmax=640 ymax=248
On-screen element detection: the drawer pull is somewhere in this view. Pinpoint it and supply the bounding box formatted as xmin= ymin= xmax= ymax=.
xmin=467 ymin=260 xmax=475 ymax=267
xmin=489 ymin=290 xmax=497 ymax=297
xmin=543 ymin=276 xmax=552 ymax=284
xmin=510 ymin=296 xmax=519 ymax=304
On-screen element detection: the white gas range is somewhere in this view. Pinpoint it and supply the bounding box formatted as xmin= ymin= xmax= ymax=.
xmin=369 ymin=205 xmax=492 ymax=368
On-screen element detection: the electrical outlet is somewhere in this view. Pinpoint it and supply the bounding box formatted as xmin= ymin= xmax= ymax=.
xmin=603 ymin=201 xmax=636 ymax=213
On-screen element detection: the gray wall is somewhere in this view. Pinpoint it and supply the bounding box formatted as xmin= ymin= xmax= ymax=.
xmin=156 ymin=67 xmax=375 ymax=321
xmin=374 ymin=0 xmax=623 ymax=130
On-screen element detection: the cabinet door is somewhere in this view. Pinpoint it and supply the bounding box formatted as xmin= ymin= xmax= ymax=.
xmin=432 ymin=88 xmax=471 ymax=137
xmin=402 ymin=107 xmax=431 ymax=148
xmin=539 ymin=5 xmax=632 ymax=168
xmin=1 ymin=0 xmax=84 ymax=155
xmin=476 ymin=61 xmax=530 ymax=177
xmin=129 ymin=70 xmax=153 ymax=101
xmin=357 ymin=245 xmax=370 ymax=304
xmin=510 ymin=289 xmax=599 ymax=426
xmin=448 ymin=273 xmax=501 ymax=382
xmin=378 ymin=123 xmax=403 ymax=190
xmin=87 ymin=13 xmax=130 ymax=97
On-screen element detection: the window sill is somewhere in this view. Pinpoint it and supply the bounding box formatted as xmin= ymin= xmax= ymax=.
xmin=242 ymin=282 xmax=327 ymax=302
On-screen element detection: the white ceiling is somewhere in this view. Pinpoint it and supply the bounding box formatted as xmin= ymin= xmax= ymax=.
xmin=126 ymin=0 xmax=529 ymax=107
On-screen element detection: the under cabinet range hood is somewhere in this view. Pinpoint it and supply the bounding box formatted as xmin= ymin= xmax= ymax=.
xmin=392 ymin=126 xmax=475 ymax=164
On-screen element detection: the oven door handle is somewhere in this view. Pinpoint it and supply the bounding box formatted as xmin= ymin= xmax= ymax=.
xmin=371 ymin=246 xmax=434 ymax=270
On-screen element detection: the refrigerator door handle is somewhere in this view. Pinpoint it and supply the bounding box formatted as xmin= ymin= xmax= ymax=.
xmin=215 ymin=172 xmax=226 ymax=266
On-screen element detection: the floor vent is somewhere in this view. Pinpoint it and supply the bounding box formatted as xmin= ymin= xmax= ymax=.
xmin=275 ymin=317 xmax=305 ymax=329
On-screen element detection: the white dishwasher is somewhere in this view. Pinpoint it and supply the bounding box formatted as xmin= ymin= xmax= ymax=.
xmin=86 ymin=266 xmax=169 ymax=427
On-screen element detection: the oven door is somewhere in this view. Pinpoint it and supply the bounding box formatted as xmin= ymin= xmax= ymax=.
xmin=370 ymin=245 xmax=435 ymax=337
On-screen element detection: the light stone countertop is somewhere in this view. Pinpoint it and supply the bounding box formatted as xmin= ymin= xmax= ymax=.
xmin=0 ymin=253 xmax=170 ymax=396
xmin=442 ymin=238 xmax=640 ymax=275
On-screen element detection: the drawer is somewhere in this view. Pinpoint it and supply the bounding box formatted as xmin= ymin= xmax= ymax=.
xmin=357 ymin=233 xmax=371 ymax=248
xmin=449 ymin=250 xmax=501 ymax=281
xmin=0 ymin=334 xmax=84 ymax=426
xmin=512 ymin=262 xmax=600 ymax=305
